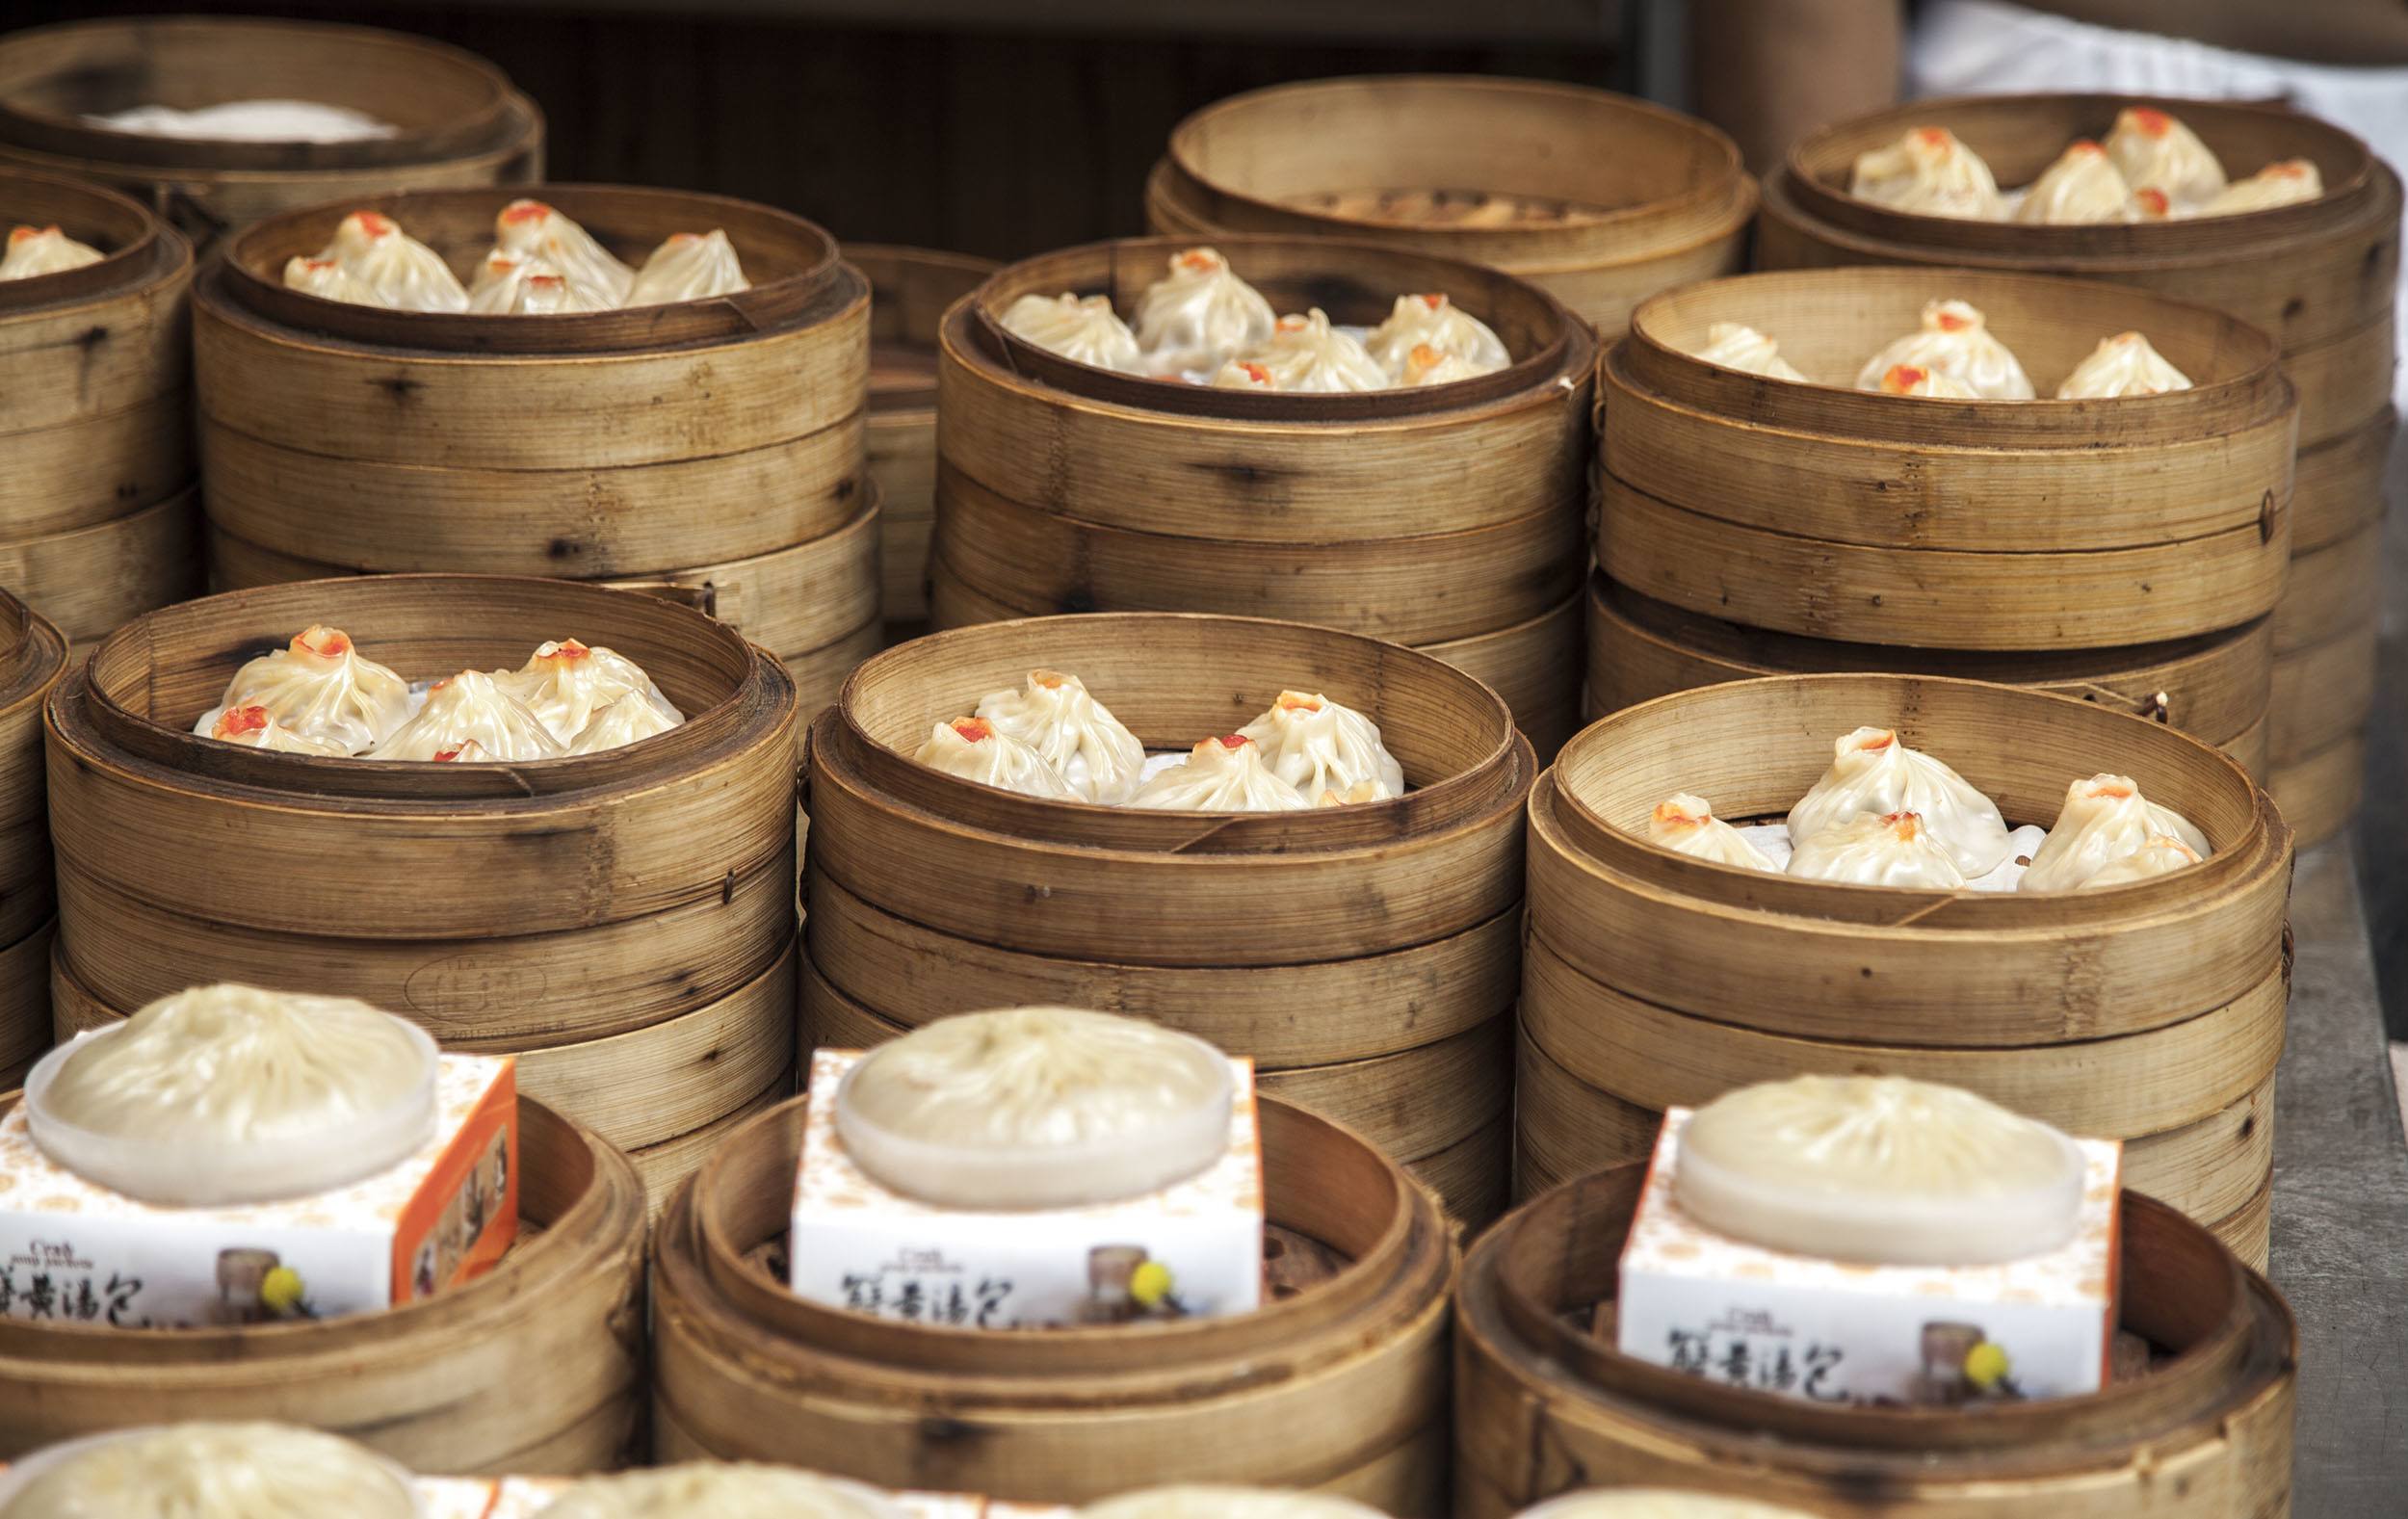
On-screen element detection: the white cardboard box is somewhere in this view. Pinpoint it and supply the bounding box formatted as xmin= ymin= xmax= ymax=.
xmin=0 ymin=1055 xmax=517 ymax=1329
xmin=1616 ymin=1109 xmax=2122 ymax=1405
xmin=789 ymin=1048 xmax=1265 ymax=1329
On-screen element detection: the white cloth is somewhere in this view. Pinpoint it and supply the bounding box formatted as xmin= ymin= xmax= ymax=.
xmin=1912 ymin=0 xmax=2408 ymax=403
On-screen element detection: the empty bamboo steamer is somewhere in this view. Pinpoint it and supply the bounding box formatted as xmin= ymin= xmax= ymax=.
xmin=0 ymin=1096 xmax=646 ymax=1473
xmin=0 ymin=589 xmax=65 ymax=1087
xmin=0 ymin=166 xmax=199 ymax=654
xmin=802 ymin=613 xmax=1532 ymax=1224
xmin=0 ymin=16 xmax=542 ymax=249
xmin=44 ymin=575 xmax=800 ymax=1207
xmin=196 ymin=184 xmax=877 ymax=718
xmin=1147 ymin=75 xmax=1755 ymax=336
xmin=1453 ymin=1163 xmax=2296 ymax=1517
xmin=1520 ymin=674 xmax=2292 ymax=1266
xmin=848 ymin=244 xmax=996 ymax=639
xmin=932 ymin=235 xmax=1594 ymax=756
xmin=652 ymin=1092 xmax=1456 ymax=1511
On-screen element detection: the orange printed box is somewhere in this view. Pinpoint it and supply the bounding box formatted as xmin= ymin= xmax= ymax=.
xmin=0 ymin=1056 xmax=516 ymax=1328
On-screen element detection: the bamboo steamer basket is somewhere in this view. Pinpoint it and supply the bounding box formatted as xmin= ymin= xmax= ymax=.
xmin=1453 ymin=1162 xmax=2295 ymax=1516
xmin=1603 ymin=269 xmax=2295 ymax=651
xmin=651 ymin=1091 xmax=1455 ymax=1511
xmin=0 ymin=589 xmax=66 ymax=1087
xmin=847 ymin=244 xmax=996 ymax=638
xmin=0 ymin=1096 xmax=645 ymax=1473
xmin=44 ymin=574 xmax=800 ymax=1207
xmin=803 ymin=612 xmax=1532 ymax=1223
xmin=1147 ymin=75 xmax=1755 ymax=336
xmin=0 ymin=17 xmax=542 ymax=249
xmin=932 ymin=235 xmax=1594 ymax=755
xmin=1521 ymin=674 xmax=2291 ymax=1261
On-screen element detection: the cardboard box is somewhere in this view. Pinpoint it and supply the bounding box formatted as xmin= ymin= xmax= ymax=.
xmin=490 ymin=1476 xmax=985 ymax=1516
xmin=789 ymin=1049 xmax=1265 ymax=1330
xmin=0 ymin=1055 xmax=517 ymax=1328
xmin=1616 ymin=1109 xmax=2121 ymax=1405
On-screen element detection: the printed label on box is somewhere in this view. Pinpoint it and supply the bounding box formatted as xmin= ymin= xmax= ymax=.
xmin=1616 ymin=1109 xmax=2121 ymax=1406
xmin=790 ymin=1049 xmax=1266 ymax=1330
xmin=0 ymin=1056 xmax=517 ymax=1328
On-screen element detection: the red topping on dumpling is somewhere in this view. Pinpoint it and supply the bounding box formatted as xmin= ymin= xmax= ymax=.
xmin=1913 ymin=127 xmax=1951 ymax=149
xmin=1215 ymin=734 xmax=1250 ymax=748
xmin=2270 ymin=160 xmax=2312 ymax=180
xmin=2134 ymin=188 xmax=2171 ymax=217
xmin=1881 ymin=810 xmax=1925 ymax=839
xmin=1238 ymin=362 xmax=1270 ymax=383
xmin=434 ymin=746 xmax=466 ymax=762
xmin=1032 ymin=670 xmax=1068 ymax=690
xmin=1935 ymin=310 xmax=1972 ymax=333
xmin=951 ymin=717 xmax=993 ymax=742
xmin=1856 ymin=729 xmax=1898 ymax=752
xmin=2128 ymin=107 xmax=2172 ymax=137
xmin=301 ymin=256 xmax=340 ymax=272
xmin=2068 ymin=140 xmax=2103 ymax=156
xmin=539 ymin=640 xmax=591 ymax=665
xmin=1652 ymin=797 xmax=1708 ymax=827
xmin=8 ymin=224 xmax=55 ymax=246
xmin=1420 ymin=293 xmax=1445 ymax=309
xmin=350 ymin=211 xmax=394 ymax=238
xmin=2084 ymin=779 xmax=2135 ymax=799
xmin=1276 ymin=315 xmax=1305 ymax=332
xmin=1880 ymin=364 xmax=1929 ymax=393
xmin=293 ymin=625 xmax=352 ymax=659
xmin=1276 ymin=693 xmax=1322 ymax=713
xmin=502 ymin=200 xmax=552 ymax=224
xmin=530 ymin=275 xmax=564 ymax=291
xmin=214 ymin=705 xmax=270 ymax=738
xmin=1176 ymin=249 xmax=1219 ymax=273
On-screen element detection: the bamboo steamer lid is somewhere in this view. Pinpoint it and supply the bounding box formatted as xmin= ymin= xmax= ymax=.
xmin=0 ymin=586 xmax=67 ymax=1086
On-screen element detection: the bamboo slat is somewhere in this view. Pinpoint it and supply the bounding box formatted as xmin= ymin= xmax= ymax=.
xmin=1453 ymin=1164 xmax=2295 ymax=1516
xmin=0 ymin=925 xmax=52 ymax=1089
xmin=2291 ymin=407 xmax=2394 ymax=552
xmin=2267 ymin=622 xmax=2377 ymax=767
xmin=650 ymin=1094 xmax=1456 ymax=1511
xmin=2266 ymin=731 xmax=2366 ymax=850
xmin=2274 ymin=520 xmax=2383 ymax=656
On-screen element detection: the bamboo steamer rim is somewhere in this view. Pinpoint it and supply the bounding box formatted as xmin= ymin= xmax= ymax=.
xmin=1785 ymin=92 xmax=2378 ymax=255
xmin=958 ymin=232 xmax=1593 ymax=423
xmin=0 ymin=163 xmax=188 ymax=311
xmin=55 ymin=573 xmax=787 ymax=808
xmin=673 ymin=1089 xmax=1447 ymax=1382
xmin=212 ymin=184 xmax=856 ymax=354
xmin=1163 ymin=74 xmax=1750 ymax=263
xmin=1470 ymin=1161 xmax=2293 ymax=1461
xmin=0 ymin=597 xmax=65 ymax=729
xmin=827 ymin=611 xmax=1523 ymax=853
xmin=845 ymin=242 xmax=996 ymax=415
xmin=0 ymin=16 xmax=519 ymax=173
xmin=1550 ymin=672 xmax=2281 ymax=925
xmin=1623 ymin=266 xmax=2288 ymax=439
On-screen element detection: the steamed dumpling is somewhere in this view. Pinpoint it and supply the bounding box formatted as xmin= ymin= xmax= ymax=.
xmin=1647 ymin=794 xmax=1777 ymax=871
xmin=495 ymin=198 xmax=635 ymax=302
xmin=1236 ymin=690 xmax=1404 ymax=801
xmin=1787 ymin=726 xmax=2014 ymax=877
xmin=1132 ymin=247 xmax=1276 ymax=375
xmin=1129 ymin=734 xmax=1311 ymax=811
xmin=1690 ymin=322 xmax=1808 ymax=382
xmin=835 ymin=1007 xmax=1234 ymax=1210
xmin=2014 ymin=141 xmax=2137 ymax=224
xmin=1365 ymin=292 xmax=1509 ymax=380
xmin=1785 ymin=810 xmax=1969 ymax=889
xmin=1003 ymin=292 xmax=1143 ymax=373
xmin=565 ymin=696 xmax=681 ymax=754
xmin=2104 ymin=106 xmax=2227 ymax=205
xmin=2 ymin=223 xmax=104 ymax=279
xmin=203 ymin=704 xmax=353 ymax=757
xmin=975 ymin=668 xmax=1146 ymax=804
xmin=2081 ymin=834 xmax=2204 ymax=889
xmin=213 ymin=625 xmax=413 ymax=754
xmin=1400 ymin=344 xmax=1484 ymax=386
xmin=466 ymin=250 xmax=557 ymax=313
xmin=1317 ymin=780 xmax=1382 ymax=807
xmin=1848 ymin=126 xmax=2004 ymax=219
xmin=1 ymin=1423 xmax=415 ymax=1519
xmin=281 ymin=253 xmax=386 ymax=306
xmin=1212 ymin=358 xmax=1277 ymax=390
xmin=2019 ymin=773 xmax=2211 ymax=892
xmin=326 ymin=209 xmax=468 ymax=313
xmin=1233 ymin=309 xmax=1389 ymax=394
xmin=369 ymin=669 xmax=566 ymax=762
xmin=1079 ymin=1488 xmax=1389 ymax=1519
xmin=493 ymin=272 xmax=614 ymax=315
xmin=531 ymin=1464 xmax=901 ymax=1519
xmin=2054 ymin=331 xmax=2193 ymax=399
xmin=624 ymin=229 xmax=749 ymax=307
xmin=2200 ymin=159 xmax=2323 ymax=216
xmin=1854 ymin=301 xmax=2034 ymax=400
xmin=1674 ymin=1075 xmax=2087 ymax=1266
xmin=1874 ymin=362 xmax=1977 ymax=399
xmin=1513 ymin=1493 xmax=1822 ymax=1519
xmin=496 ymin=638 xmax=681 ymax=743
xmin=913 ymin=716 xmax=1080 ymax=799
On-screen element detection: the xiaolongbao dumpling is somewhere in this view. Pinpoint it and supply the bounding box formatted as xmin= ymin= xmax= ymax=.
xmin=1873 ymin=362 xmax=1977 ymax=399
xmin=531 ymin=1464 xmax=903 ymax=1519
xmin=326 ymin=209 xmax=467 ymax=313
xmin=2199 ymin=159 xmax=2323 ymax=216
xmin=0 ymin=1424 xmax=415 ymax=1519
xmin=1003 ymin=292 xmax=1143 ymax=373
xmin=1365 ymin=292 xmax=1509 ymax=380
xmin=28 ymin=983 xmax=437 ymax=1206
xmin=1079 ymin=1488 xmax=1388 ymax=1519
xmin=1690 ymin=322 xmax=1809 ymax=382
xmin=1232 ymin=309 xmax=1389 ymax=394
xmin=369 ymin=669 xmax=565 ymax=762
xmin=281 ymin=253 xmax=386 ymax=306
xmin=214 ymin=625 xmax=413 ymax=755
xmin=1212 ymin=358 xmax=1277 ymax=390
xmin=975 ymin=668 xmax=1146 ymax=804
xmin=203 ymin=704 xmax=353 ymax=757
xmin=566 ymin=696 xmax=681 ymax=754
xmin=2018 ymin=773 xmax=2211 ymax=892
xmin=1786 ymin=810 xmax=1969 ymax=889
xmin=1848 ymin=126 xmax=2004 ymax=220
xmin=1648 ymin=794 xmax=1777 ymax=871
xmin=2054 ymin=331 xmax=2193 ymax=399
xmin=913 ymin=716 xmax=1080 ymax=800
xmin=2104 ymin=106 xmax=2227 ymax=205
xmin=497 ymin=639 xmax=681 ymax=743
xmin=2014 ymin=140 xmax=2137 ymax=224
xmin=465 ymin=250 xmax=556 ymax=313
xmin=1237 ymin=690 xmax=1404 ymax=801
xmin=1317 ymin=780 xmax=1382 ymax=806
xmin=1674 ymin=1075 xmax=2087 ymax=1266
xmin=1787 ymin=726 xmax=2014 ymax=877
xmin=1132 ymin=247 xmax=1276 ymax=375
xmin=494 ymin=272 xmax=614 ymax=315
xmin=1400 ymin=343 xmax=1484 ymax=386
xmin=1129 ymin=734 xmax=1311 ymax=811
xmin=2081 ymin=834 xmax=2204 ymax=889
xmin=494 ymin=198 xmax=635 ymax=302
xmin=2 ymin=223 xmax=104 ymax=280
xmin=1513 ymin=1493 xmax=1821 ymax=1519
xmin=624 ymin=229 xmax=749 ymax=307
xmin=1854 ymin=301 xmax=2034 ymax=400
xmin=835 ymin=1007 xmax=1234 ymax=1210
